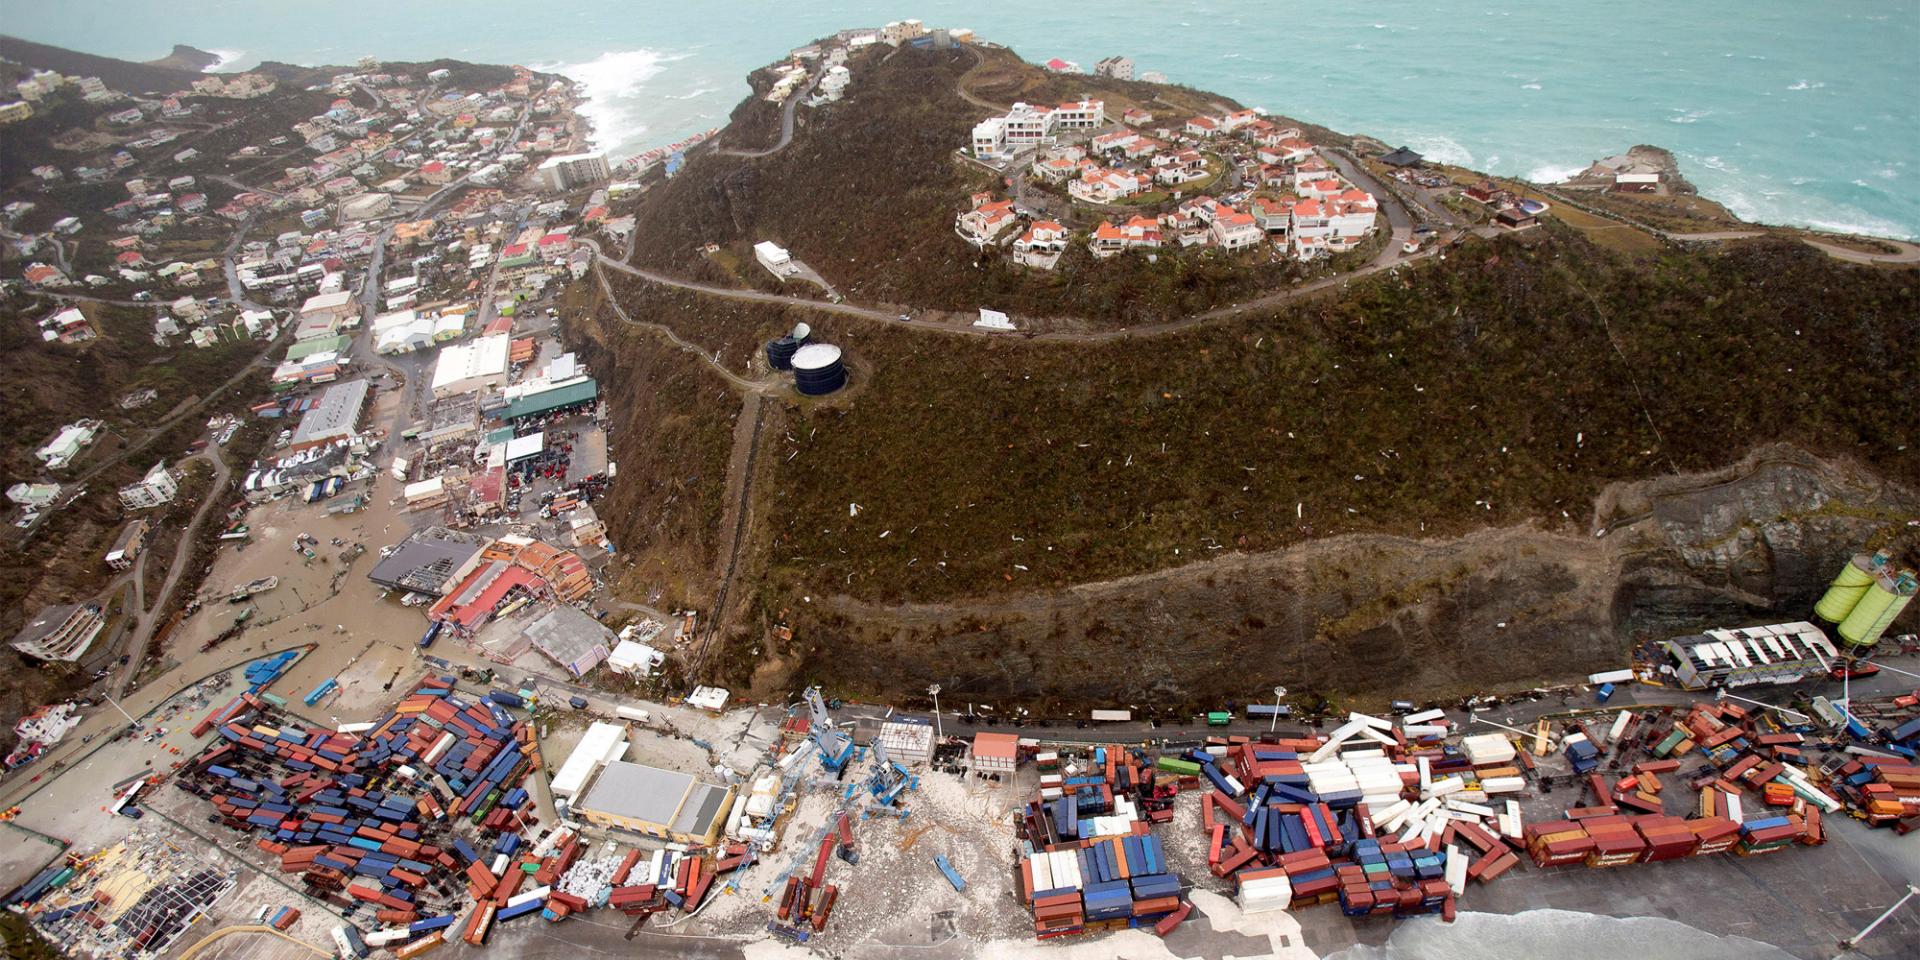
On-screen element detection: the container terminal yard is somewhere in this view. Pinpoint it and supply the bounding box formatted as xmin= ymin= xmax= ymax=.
xmin=0 ymin=546 xmax=1917 ymax=960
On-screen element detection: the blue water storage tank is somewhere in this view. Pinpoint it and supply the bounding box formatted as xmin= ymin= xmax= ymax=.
xmin=765 ymin=336 xmax=800 ymax=370
xmin=791 ymin=343 xmax=846 ymax=396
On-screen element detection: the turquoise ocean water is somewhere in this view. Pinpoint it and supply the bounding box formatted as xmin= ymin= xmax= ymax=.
xmin=11 ymin=1 xmax=1918 ymax=237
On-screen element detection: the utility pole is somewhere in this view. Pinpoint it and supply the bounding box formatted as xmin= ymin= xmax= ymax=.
xmin=1839 ymin=883 xmax=1918 ymax=951
xmin=928 ymin=684 xmax=942 ymax=743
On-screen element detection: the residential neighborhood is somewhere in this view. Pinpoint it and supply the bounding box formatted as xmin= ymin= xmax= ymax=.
xmin=961 ymin=100 xmax=1380 ymax=265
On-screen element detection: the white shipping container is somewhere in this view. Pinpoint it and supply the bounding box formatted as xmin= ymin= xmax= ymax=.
xmin=1607 ymin=711 xmax=1632 ymax=745
xmin=1029 ymin=851 xmax=1054 ymax=892
xmin=1444 ymin=844 xmax=1468 ymax=895
xmin=1479 ymin=777 xmax=1526 ymax=794
xmin=507 ymin=885 xmax=550 ymax=909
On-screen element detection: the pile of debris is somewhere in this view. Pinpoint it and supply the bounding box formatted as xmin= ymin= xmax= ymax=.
xmin=8 ymin=832 xmax=237 ymax=958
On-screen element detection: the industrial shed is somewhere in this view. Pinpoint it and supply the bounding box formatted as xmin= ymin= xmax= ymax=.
xmin=366 ymin=526 xmax=488 ymax=596
xmin=572 ymin=760 xmax=733 ymax=845
xmin=501 ymin=377 xmax=598 ymax=421
xmin=522 ymin=604 xmax=613 ymax=677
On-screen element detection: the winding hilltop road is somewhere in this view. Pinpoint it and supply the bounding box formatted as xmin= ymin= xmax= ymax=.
xmin=715 ymin=72 xmax=822 ymax=159
xmin=594 ymin=229 xmax=1430 ymax=345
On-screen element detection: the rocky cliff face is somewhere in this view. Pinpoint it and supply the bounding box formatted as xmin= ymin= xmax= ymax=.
xmin=1608 ymin=446 xmax=1914 ymax=638
xmin=761 ymin=446 xmax=1915 ymax=711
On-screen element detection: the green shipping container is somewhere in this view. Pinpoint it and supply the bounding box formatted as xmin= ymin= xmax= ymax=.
xmin=1155 ymin=757 xmax=1201 ymax=776
xmin=1206 ymin=712 xmax=1232 ymax=726
xmin=1654 ymin=728 xmax=1688 ymax=758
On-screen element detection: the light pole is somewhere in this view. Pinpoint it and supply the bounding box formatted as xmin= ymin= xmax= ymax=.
xmin=1468 ymin=713 xmax=1555 ymax=748
xmin=928 ymin=684 xmax=942 ymax=743
xmin=1270 ymin=686 xmax=1288 ymax=733
xmin=103 ymin=694 xmax=137 ymax=727
xmin=1714 ymin=688 xmax=1810 ymax=722
xmin=1839 ymin=883 xmax=1919 ymax=950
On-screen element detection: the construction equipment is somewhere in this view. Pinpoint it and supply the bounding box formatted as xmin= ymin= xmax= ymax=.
xmin=863 ymin=801 xmax=912 ymax=820
xmin=805 ymin=687 xmax=854 ymax=773
xmin=862 ymin=738 xmax=916 ymax=807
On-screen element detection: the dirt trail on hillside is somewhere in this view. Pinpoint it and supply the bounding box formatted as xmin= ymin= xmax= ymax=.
xmin=695 ymin=393 xmax=767 ymax=669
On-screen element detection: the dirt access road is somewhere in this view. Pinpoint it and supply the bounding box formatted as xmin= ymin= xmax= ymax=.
xmin=111 ymin=442 xmax=231 ymax=697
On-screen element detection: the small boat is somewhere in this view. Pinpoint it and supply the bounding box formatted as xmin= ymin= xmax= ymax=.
xmin=228 ymin=576 xmax=279 ymax=603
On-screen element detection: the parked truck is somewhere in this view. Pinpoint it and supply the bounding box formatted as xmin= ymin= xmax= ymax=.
xmin=331 ymin=924 xmax=368 ymax=959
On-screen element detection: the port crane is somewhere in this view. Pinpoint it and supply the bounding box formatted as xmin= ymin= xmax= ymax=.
xmin=861 ymin=738 xmax=916 ymax=807
xmin=805 ymin=687 xmax=854 ymax=773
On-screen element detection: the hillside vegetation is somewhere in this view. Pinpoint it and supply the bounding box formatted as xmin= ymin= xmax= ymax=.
xmin=623 ymin=44 xmax=1312 ymax=325
xmin=746 ymin=231 xmax=1917 ymax=605
xmin=0 ymin=35 xmax=202 ymax=93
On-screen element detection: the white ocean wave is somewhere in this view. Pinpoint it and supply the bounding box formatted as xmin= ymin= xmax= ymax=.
xmin=1786 ymin=80 xmax=1825 ymax=91
xmin=1668 ymin=108 xmax=1712 ymax=124
xmin=1326 ymin=909 xmax=1799 ymax=960
xmin=203 ymin=49 xmax=247 ymax=73
xmin=1526 ymin=162 xmax=1587 ymax=183
xmin=664 ymin=87 xmax=717 ymax=101
xmin=1520 ymin=81 xmax=1542 ymax=90
xmin=533 ymin=48 xmax=682 ymax=158
xmin=1404 ymin=134 xmax=1473 ymax=167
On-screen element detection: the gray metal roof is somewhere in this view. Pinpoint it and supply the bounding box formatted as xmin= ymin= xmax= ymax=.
xmin=366 ymin=526 xmax=487 ymax=595
xmin=289 ymin=378 xmax=371 ymax=447
xmin=575 ymin=760 xmax=694 ymax=827
xmin=523 ymin=604 xmax=613 ymax=667
xmin=670 ymin=782 xmax=731 ymax=837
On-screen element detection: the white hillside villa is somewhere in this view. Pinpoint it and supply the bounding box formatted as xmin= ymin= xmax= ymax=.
xmin=971 ymin=99 xmax=1106 ymax=160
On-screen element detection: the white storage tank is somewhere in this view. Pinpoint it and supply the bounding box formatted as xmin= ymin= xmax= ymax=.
xmin=791 ymin=343 xmax=846 ymax=396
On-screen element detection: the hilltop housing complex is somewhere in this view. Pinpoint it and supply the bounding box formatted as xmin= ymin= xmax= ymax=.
xmin=963 ymin=99 xmax=1379 ymax=263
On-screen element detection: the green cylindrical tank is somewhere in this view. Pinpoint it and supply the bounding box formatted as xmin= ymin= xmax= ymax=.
xmin=1814 ymin=557 xmax=1875 ymax=623
xmin=1837 ymin=573 xmax=1918 ymax=647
